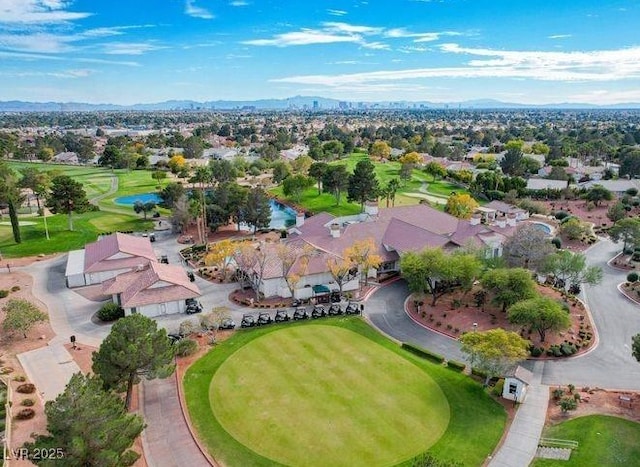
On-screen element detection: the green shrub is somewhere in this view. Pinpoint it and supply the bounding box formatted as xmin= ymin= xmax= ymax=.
xmin=12 ymin=375 xmax=26 ymax=382
xmin=553 ymin=388 xmax=565 ymax=399
xmin=559 ymin=396 xmax=578 ymax=412
xmin=627 ymin=272 xmax=639 ymax=283
xmin=97 ymin=302 xmax=124 ymax=322
xmin=21 ymin=398 xmax=35 ymax=407
xmin=471 ymin=367 xmax=488 ymax=379
xmin=174 ymin=338 xmax=199 ymax=357
xmin=560 ymin=343 xmax=577 ymax=356
xmin=551 ymin=237 xmax=562 ymax=249
xmin=491 ymin=379 xmax=505 ymax=397
xmin=547 ymin=345 xmax=563 ymax=357
xmin=446 ymin=360 xmax=466 ymax=372
xmin=554 ymin=211 xmax=569 ymax=220
xmin=401 ymin=342 xmax=445 ymax=364
xmin=530 ymin=346 xmax=544 ymax=357
xmin=0 ymin=290 xmax=8 ymax=298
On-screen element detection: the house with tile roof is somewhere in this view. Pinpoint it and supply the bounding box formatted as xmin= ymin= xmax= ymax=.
xmin=245 ymin=202 xmax=518 ymax=300
xmin=101 ymin=261 xmax=200 ymax=317
xmin=65 ymin=232 xmax=158 ymax=288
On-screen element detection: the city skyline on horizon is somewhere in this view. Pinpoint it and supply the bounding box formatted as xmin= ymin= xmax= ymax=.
xmin=1 ymin=1 xmax=640 ymax=106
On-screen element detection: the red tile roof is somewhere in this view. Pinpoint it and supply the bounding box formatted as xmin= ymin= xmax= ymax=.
xmin=84 ymin=233 xmax=157 ymax=274
xmin=101 ymin=262 xmax=200 ymax=308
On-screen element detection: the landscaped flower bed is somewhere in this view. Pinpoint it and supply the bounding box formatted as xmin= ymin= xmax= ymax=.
xmin=407 ymin=283 xmax=594 ymax=358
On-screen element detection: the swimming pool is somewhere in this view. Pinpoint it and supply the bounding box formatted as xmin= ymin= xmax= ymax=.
xmin=115 ymin=192 xmax=162 ymax=205
xmin=530 ymin=222 xmax=554 ymax=235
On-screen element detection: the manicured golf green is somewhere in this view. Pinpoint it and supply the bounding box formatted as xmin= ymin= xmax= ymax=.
xmin=533 ymin=415 xmax=640 ymax=466
xmin=211 ymin=325 xmax=449 ymax=467
xmin=185 ymin=318 xmax=506 ymax=467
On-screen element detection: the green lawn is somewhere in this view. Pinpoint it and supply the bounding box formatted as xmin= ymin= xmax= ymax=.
xmin=0 ymin=211 xmax=153 ymax=257
xmin=7 ymin=161 xmax=113 ymax=201
xmin=184 ymin=318 xmax=506 ymax=467
xmin=532 ymin=415 xmax=640 ymax=467
xmin=0 ymin=163 xmax=162 ymax=257
xmin=271 ymin=153 xmax=473 ymax=215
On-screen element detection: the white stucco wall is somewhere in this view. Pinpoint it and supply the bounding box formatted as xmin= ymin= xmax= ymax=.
xmin=124 ymin=300 xmax=185 ymax=318
xmin=502 ymin=377 xmax=528 ymax=402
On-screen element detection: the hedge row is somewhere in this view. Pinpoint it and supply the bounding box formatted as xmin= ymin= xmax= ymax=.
xmin=401 ymin=342 xmax=445 ymax=364
xmin=446 ymin=360 xmax=466 ymax=372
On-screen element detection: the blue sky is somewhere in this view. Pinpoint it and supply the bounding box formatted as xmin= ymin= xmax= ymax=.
xmin=0 ymin=0 xmax=639 ymax=105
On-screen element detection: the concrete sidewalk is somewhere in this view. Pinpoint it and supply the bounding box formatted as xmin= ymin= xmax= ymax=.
xmin=17 ymin=343 xmax=81 ymax=402
xmin=489 ymin=361 xmax=548 ymax=467
xmin=140 ymin=375 xmax=212 ymax=467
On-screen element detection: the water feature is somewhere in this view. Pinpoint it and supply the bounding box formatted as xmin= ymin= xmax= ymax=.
xmin=115 ymin=192 xmax=162 ymax=205
xmin=530 ymin=221 xmax=554 ymax=235
xmin=116 ymin=192 xmax=296 ymax=230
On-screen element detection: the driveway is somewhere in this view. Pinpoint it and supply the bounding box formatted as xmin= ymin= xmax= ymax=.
xmin=542 ymin=238 xmax=640 ymax=390
xmin=366 ymin=280 xmax=466 ymax=362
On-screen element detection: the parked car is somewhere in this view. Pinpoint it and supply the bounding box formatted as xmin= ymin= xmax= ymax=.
xmin=218 ymin=318 xmax=236 ymax=330
xmin=185 ymin=298 xmax=203 ymax=314
xmin=241 ymin=314 xmax=257 ymax=328
xmin=257 ymin=312 xmax=273 ymax=326
xmin=345 ymin=301 xmax=360 ymax=315
xmin=328 ymin=303 xmax=343 ymax=315
xmin=311 ymin=304 xmax=326 ymax=319
xmin=293 ymin=307 xmax=310 ymax=320
xmin=274 ymin=310 xmax=290 ymax=323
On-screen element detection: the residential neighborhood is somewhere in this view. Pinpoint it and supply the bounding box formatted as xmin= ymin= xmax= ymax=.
xmin=3 ymin=2 xmax=640 ymax=467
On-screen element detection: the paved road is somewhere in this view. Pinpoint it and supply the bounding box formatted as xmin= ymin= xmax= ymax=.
xmin=542 ymin=238 xmax=640 ymax=390
xmin=366 ymin=280 xmax=466 ymax=362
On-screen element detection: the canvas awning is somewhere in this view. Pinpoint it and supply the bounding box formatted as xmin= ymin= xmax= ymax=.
xmin=312 ymin=285 xmax=330 ymax=294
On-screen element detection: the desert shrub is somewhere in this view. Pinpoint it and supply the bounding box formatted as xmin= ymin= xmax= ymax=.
xmin=560 ymin=343 xmax=577 ymax=356
xmin=10 ymin=286 xmax=20 ymax=292
xmin=14 ymin=408 xmax=35 ymax=420
xmin=559 ymin=397 xmax=578 ymax=412
xmin=97 ymin=303 xmax=124 ymax=322
xmin=551 ymin=237 xmax=562 ymax=249
xmin=16 ymin=383 xmax=35 ymax=394
xmin=21 ymin=398 xmax=35 ymax=407
xmin=401 ymin=342 xmax=445 ymax=363
xmin=12 ymin=375 xmax=26 ymax=382
xmin=553 ymin=388 xmax=565 ymax=400
xmin=628 ymin=272 xmax=639 ymax=283
xmin=174 ymin=338 xmax=198 ymax=357
xmin=547 ymin=345 xmax=563 ymax=357
xmin=179 ymin=320 xmax=198 ymax=337
xmin=518 ymin=199 xmax=549 ymax=215
xmin=554 ymin=211 xmax=569 ymax=220
xmin=530 ymin=346 xmax=544 ymax=357
xmin=0 ymin=290 xmax=8 ymax=298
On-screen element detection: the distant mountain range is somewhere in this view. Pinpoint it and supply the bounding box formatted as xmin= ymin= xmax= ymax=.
xmin=1 ymin=96 xmax=640 ymax=111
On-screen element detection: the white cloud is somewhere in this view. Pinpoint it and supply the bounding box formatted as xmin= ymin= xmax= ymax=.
xmin=0 ymin=0 xmax=91 ymax=23
xmin=230 ymin=0 xmax=249 ymax=5
xmin=80 ymin=25 xmax=156 ymax=39
xmin=327 ymin=9 xmax=347 ymax=16
xmin=0 ymin=50 xmax=140 ymax=66
xmin=243 ymin=30 xmax=360 ymax=47
xmin=0 ymin=32 xmax=75 ymax=53
xmin=361 ymin=41 xmax=390 ymax=50
xmin=272 ymin=44 xmax=640 ymax=86
xmin=385 ymin=28 xmax=461 ymax=42
xmin=322 ymin=22 xmax=382 ymax=35
xmin=102 ymin=42 xmax=166 ymax=55
xmin=548 ymin=34 xmax=572 ymax=39
xmin=184 ymin=0 xmax=214 ymax=19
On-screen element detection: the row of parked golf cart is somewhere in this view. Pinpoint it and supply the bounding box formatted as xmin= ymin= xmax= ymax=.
xmin=239 ymin=302 xmax=362 ymax=329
